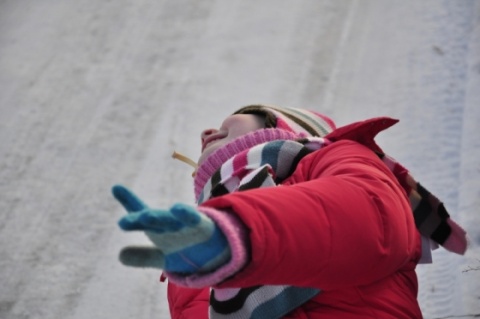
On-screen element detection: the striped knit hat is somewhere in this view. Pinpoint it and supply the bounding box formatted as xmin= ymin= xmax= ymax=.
xmin=234 ymin=104 xmax=336 ymax=137
xmin=194 ymin=105 xmax=336 ymax=200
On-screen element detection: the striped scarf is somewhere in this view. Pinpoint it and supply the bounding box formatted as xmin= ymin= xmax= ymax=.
xmin=200 ymin=136 xmax=466 ymax=319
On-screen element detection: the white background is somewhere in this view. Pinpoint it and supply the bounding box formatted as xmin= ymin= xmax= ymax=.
xmin=1 ymin=1 xmax=479 ymax=318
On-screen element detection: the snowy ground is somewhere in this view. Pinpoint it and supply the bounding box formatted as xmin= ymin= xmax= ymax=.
xmin=0 ymin=0 xmax=479 ymax=318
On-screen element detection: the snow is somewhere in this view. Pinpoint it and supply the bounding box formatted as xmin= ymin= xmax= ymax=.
xmin=0 ymin=0 xmax=478 ymax=318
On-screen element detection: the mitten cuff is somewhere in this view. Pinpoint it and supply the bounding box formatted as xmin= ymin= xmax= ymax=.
xmin=165 ymin=206 xmax=249 ymax=288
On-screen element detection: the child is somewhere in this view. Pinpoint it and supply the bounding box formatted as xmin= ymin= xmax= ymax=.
xmin=113 ymin=105 xmax=467 ymax=319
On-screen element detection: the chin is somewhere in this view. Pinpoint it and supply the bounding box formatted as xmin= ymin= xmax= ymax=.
xmin=197 ymin=150 xmax=211 ymax=165
xmin=198 ymin=143 xmax=221 ymax=165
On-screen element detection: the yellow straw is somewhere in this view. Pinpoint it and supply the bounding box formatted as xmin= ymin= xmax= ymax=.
xmin=172 ymin=151 xmax=198 ymax=177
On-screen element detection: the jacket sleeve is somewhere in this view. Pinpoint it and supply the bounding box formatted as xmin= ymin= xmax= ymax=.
xmin=202 ymin=140 xmax=421 ymax=290
xmin=167 ymin=282 xmax=210 ymax=319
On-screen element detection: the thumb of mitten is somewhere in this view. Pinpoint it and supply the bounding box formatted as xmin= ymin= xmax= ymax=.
xmin=119 ymin=246 xmax=166 ymax=269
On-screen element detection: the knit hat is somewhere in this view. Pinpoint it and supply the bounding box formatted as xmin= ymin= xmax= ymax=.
xmin=234 ymin=104 xmax=336 ymax=137
xmin=194 ymin=105 xmax=336 ymax=200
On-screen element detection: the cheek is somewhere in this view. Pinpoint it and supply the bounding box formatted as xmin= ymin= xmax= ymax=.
xmin=230 ymin=122 xmax=261 ymax=139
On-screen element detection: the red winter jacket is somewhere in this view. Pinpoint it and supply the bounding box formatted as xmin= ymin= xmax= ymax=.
xmin=168 ymin=128 xmax=422 ymax=318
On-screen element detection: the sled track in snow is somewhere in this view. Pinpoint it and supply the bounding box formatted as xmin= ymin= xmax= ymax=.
xmin=412 ymin=1 xmax=479 ymax=318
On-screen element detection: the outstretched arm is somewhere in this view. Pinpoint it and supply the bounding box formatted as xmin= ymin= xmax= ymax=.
xmin=200 ymin=141 xmax=420 ymax=289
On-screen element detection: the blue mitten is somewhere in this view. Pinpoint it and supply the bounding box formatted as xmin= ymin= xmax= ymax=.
xmin=112 ymin=185 xmax=231 ymax=274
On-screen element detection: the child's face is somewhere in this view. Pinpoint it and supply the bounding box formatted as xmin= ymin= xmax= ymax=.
xmin=198 ymin=114 xmax=265 ymax=164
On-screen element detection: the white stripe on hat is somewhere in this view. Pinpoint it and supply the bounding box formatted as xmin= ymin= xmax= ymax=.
xmin=264 ymin=105 xmax=333 ymax=136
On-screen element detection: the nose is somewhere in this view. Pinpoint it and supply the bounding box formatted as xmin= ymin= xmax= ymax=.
xmin=201 ymin=128 xmax=218 ymax=143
